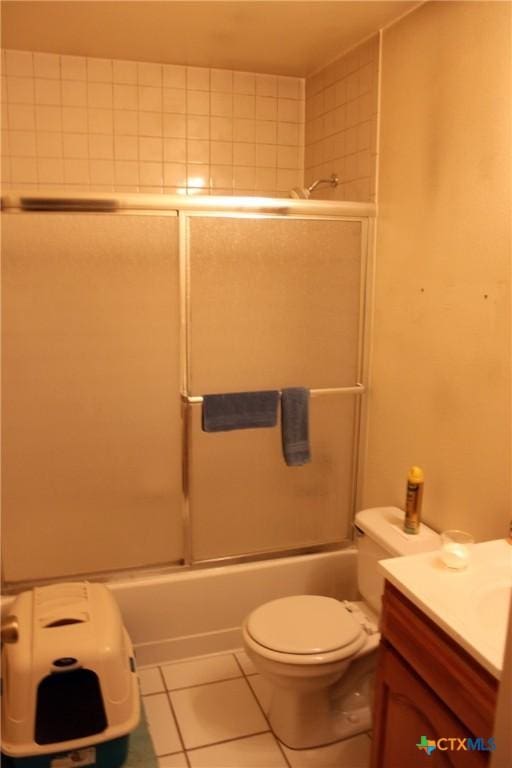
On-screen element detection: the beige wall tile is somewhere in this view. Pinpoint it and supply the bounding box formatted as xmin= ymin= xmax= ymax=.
xmin=187 ymin=138 xmax=209 ymax=164
xmin=113 ymin=60 xmax=137 ymax=84
xmin=62 ymin=80 xmax=87 ymax=107
xmin=164 ymin=137 xmax=186 ymax=163
xmin=61 ymin=56 xmax=86 ymax=80
xmin=139 ymin=86 xmax=162 ymax=112
xmin=211 ymin=92 xmax=232 ymax=117
xmin=7 ymin=77 xmax=34 ymax=104
xmin=188 ymin=90 xmax=210 ymax=116
xmin=2 ymin=49 xmax=303 ymax=196
xmin=187 ymin=66 xmax=210 ymax=91
xmin=89 ymin=158 xmax=114 ymax=184
xmin=62 ymin=107 xmax=88 ymax=133
xmin=164 ymin=161 xmax=186 ymax=186
xmin=188 ymin=115 xmax=210 ymax=139
xmin=163 ymin=88 xmax=186 ymax=114
xmin=255 ymin=74 xmax=277 ymax=97
xmin=211 ymin=69 xmax=233 ymax=92
xmin=233 ymin=118 xmax=255 ymax=143
xmin=211 ymin=140 xmax=232 ymax=165
xmin=8 ymin=104 xmax=35 ymax=130
xmin=87 ymin=58 xmax=113 ymax=83
xmin=163 ymin=64 xmax=186 ymax=89
xmin=11 ymin=156 xmax=37 ymax=181
xmin=37 ymin=156 xmax=63 ymax=182
xmin=187 ymin=163 xmax=210 ymax=189
xmin=88 ymin=82 xmax=113 ymax=109
xmin=89 ymin=108 xmax=113 ymax=134
xmin=5 ymin=50 xmax=33 ymax=77
xmin=210 ymin=116 xmax=232 ymax=141
xmin=255 ymin=96 xmax=277 ymax=121
xmin=115 ymin=134 xmax=138 ymax=160
xmin=138 ymin=62 xmax=162 ymax=87
xmin=234 ymin=72 xmax=256 ymax=95
xmin=89 ymin=133 xmax=113 ymax=159
xmin=139 ymin=111 xmax=162 ymax=137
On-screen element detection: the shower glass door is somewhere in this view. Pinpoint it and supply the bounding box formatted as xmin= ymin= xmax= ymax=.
xmin=184 ymin=214 xmax=366 ymax=562
xmin=1 ymin=212 xmax=183 ymax=583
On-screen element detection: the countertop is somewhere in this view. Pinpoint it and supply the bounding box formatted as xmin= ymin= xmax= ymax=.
xmin=379 ymin=539 xmax=512 ymax=679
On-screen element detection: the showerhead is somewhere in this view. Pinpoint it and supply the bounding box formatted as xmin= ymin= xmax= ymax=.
xmin=290 ymin=173 xmax=339 ymax=200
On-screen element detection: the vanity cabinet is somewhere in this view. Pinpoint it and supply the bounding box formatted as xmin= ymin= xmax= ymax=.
xmin=370 ymin=582 xmax=498 ymax=768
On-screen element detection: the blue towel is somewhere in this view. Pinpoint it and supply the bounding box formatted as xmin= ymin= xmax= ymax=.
xmin=281 ymin=388 xmax=311 ymax=466
xmin=202 ymin=391 xmax=279 ymax=432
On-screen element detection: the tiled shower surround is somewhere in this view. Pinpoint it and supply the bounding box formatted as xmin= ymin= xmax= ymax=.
xmin=0 ymin=48 xmax=304 ymax=196
xmin=305 ymin=36 xmax=379 ymax=202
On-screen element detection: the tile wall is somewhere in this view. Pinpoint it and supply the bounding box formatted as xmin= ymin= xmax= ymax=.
xmin=305 ymin=35 xmax=379 ymax=201
xmin=0 ymin=48 xmax=304 ymax=196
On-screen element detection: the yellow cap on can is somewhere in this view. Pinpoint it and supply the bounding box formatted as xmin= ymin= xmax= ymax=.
xmin=408 ymin=466 xmax=424 ymax=484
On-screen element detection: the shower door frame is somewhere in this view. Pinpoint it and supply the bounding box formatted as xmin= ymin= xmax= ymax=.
xmin=178 ymin=208 xmax=375 ymax=567
xmin=1 ymin=192 xmax=375 ymax=588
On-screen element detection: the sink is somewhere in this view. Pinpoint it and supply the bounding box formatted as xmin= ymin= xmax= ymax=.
xmin=379 ymin=538 xmax=512 ymax=677
xmin=476 ymin=583 xmax=512 ymax=629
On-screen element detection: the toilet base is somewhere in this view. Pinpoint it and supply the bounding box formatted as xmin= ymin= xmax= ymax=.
xmin=268 ymin=651 xmax=376 ymax=749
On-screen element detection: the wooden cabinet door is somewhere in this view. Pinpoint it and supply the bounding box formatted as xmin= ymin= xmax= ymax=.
xmin=370 ymin=642 xmax=489 ymax=768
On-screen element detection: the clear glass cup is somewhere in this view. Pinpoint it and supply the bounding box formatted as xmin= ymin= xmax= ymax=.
xmin=440 ymin=530 xmax=474 ymax=569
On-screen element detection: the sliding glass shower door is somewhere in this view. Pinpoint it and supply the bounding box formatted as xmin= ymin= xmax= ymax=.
xmin=2 ymin=205 xmax=369 ymax=582
xmin=183 ymin=214 xmax=366 ymax=562
xmin=2 ymin=212 xmax=183 ymax=583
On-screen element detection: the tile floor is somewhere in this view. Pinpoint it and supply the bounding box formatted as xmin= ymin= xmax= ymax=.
xmin=138 ymin=650 xmax=371 ymax=768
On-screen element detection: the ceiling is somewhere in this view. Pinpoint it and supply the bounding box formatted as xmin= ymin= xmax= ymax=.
xmin=1 ymin=1 xmax=420 ymax=77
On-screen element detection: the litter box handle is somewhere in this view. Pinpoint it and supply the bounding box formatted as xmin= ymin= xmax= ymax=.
xmin=1 ymin=615 xmax=19 ymax=644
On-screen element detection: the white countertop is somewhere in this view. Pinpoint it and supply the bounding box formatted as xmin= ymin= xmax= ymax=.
xmin=379 ymin=539 xmax=512 ymax=679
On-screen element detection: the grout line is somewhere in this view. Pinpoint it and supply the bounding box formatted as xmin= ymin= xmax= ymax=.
xmin=185 ymin=729 xmax=271 ymax=754
xmin=232 ymin=652 xmax=293 ymax=768
xmin=142 ymin=671 xmax=243 ymax=695
xmin=157 ymin=665 xmax=192 ymax=768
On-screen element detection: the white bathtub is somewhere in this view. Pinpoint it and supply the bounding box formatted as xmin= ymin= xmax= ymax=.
xmin=110 ymin=549 xmax=358 ymax=666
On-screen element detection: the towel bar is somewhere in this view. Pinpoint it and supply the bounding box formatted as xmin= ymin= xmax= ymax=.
xmin=181 ymin=384 xmax=365 ymax=404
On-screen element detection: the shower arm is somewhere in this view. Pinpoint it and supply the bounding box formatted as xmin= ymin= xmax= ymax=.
xmin=307 ymin=173 xmax=339 ymax=194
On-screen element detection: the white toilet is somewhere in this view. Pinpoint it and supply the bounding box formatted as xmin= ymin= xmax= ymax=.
xmin=242 ymin=506 xmax=440 ymax=749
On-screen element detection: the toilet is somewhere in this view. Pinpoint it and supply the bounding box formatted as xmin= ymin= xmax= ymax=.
xmin=242 ymin=506 xmax=440 ymax=749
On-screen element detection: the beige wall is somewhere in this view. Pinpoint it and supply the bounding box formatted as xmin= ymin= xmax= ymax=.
xmin=362 ymin=1 xmax=511 ymax=540
xmin=1 ymin=48 xmax=304 ymax=196
xmin=304 ymin=35 xmax=379 ymax=202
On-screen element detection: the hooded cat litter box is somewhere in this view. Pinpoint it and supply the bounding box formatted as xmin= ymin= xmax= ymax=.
xmin=1 ymin=581 xmax=140 ymax=767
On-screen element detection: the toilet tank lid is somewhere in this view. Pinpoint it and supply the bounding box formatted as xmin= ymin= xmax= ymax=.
xmin=355 ymin=506 xmax=440 ymax=556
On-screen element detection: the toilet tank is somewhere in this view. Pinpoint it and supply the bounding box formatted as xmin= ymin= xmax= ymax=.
xmin=355 ymin=506 xmax=440 ymax=614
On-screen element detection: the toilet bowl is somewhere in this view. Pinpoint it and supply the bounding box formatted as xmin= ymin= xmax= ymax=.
xmin=242 ymin=506 xmax=440 ymax=749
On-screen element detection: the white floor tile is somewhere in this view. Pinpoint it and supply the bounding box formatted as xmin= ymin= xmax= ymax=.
xmin=171 ymin=678 xmax=268 ymax=749
xmin=235 ymin=649 xmax=257 ymax=675
xmin=143 ymin=693 xmax=182 ymax=756
xmin=162 ymin=653 xmax=241 ymax=690
xmin=188 ymin=733 xmax=288 ymax=768
xmin=158 ymin=754 xmax=188 ymax=768
xmin=247 ymin=673 xmax=273 ymax=715
xmin=281 ymin=733 xmax=371 ymax=768
xmin=138 ymin=666 xmax=165 ymax=695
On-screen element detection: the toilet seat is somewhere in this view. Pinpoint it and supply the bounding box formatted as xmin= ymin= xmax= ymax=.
xmin=244 ymin=595 xmax=367 ymax=664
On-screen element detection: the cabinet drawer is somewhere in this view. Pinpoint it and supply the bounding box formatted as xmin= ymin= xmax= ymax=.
xmin=380 ymin=582 xmax=498 ymax=736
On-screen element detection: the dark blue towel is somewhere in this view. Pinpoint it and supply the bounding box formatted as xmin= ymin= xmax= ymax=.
xmin=281 ymin=388 xmax=311 ymax=466
xmin=202 ymin=391 xmax=279 ymax=432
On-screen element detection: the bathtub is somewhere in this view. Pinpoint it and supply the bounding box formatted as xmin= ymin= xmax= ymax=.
xmin=109 ymin=549 xmax=358 ymax=666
